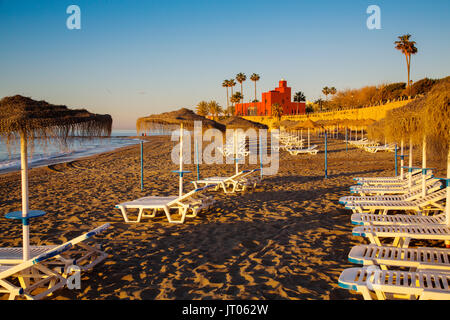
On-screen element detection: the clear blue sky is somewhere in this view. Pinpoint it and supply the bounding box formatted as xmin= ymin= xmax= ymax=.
xmin=1 ymin=0 xmax=449 ymax=129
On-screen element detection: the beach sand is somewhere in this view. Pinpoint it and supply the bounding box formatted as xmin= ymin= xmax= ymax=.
xmin=0 ymin=135 xmax=446 ymax=300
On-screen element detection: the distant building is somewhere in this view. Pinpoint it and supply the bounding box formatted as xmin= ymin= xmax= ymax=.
xmin=235 ymin=79 xmax=306 ymax=116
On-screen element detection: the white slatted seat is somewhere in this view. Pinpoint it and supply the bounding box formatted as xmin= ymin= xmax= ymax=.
xmin=352 ymin=224 xmax=450 ymax=248
xmin=345 ymin=188 xmax=446 ymax=214
xmin=347 ymin=244 xmax=450 ymax=271
xmin=338 ymin=266 xmax=450 ymax=300
xmin=351 ymin=213 xmax=446 ymax=226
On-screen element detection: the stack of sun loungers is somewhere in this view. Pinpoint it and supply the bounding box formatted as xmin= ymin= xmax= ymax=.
xmin=0 ymin=223 xmax=110 ymax=300
xmin=272 ymin=132 xmax=304 ymax=151
xmin=337 ymin=169 xmax=450 ymax=300
xmin=272 ymin=132 xmax=318 ymax=155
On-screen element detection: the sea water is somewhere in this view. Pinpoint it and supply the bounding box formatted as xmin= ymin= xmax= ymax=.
xmin=0 ymin=130 xmax=161 ymax=173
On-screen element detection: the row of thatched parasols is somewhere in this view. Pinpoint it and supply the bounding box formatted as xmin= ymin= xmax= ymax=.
xmin=366 ymin=78 xmax=449 ymax=226
xmin=136 ymin=110 xmax=269 ymax=195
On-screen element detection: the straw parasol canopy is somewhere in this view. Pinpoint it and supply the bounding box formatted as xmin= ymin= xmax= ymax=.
xmin=0 ymin=95 xmax=112 ymax=262
xmin=423 ymin=76 xmax=450 ymax=227
xmin=136 ymin=108 xmax=225 ymax=197
xmin=384 ymin=97 xmax=426 ymax=145
xmin=136 ymin=108 xmax=225 ymax=134
xmin=367 ymin=118 xmax=388 ymax=142
xmin=279 ymin=119 xmax=297 ymax=130
xmin=422 ymin=77 xmax=450 ymax=159
xmin=289 ymin=118 xmax=318 ymax=130
xmin=0 ymin=95 xmax=112 ymax=144
xmin=219 ymin=116 xmax=268 ymax=130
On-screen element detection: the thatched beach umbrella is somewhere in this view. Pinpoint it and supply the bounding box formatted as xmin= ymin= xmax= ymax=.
xmin=385 ymin=98 xmax=427 ymax=193
xmin=385 ymin=98 xmax=425 ymax=181
xmin=422 ymin=78 xmax=450 ymax=228
xmin=290 ymin=118 xmax=318 ymax=148
xmin=137 ymin=108 xmax=225 ymax=196
xmin=219 ymin=116 xmax=268 ymax=174
xmin=0 ymin=95 xmax=112 ymax=261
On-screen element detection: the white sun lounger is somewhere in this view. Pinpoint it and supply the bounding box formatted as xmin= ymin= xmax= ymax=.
xmin=349 ymin=176 xmax=438 ymax=196
xmin=345 ymin=188 xmax=446 ymax=214
xmin=353 ymin=168 xmax=422 ymax=183
xmin=364 ymin=144 xmax=397 ymax=153
xmin=347 ymin=244 xmax=450 ymax=271
xmin=192 ymin=169 xmax=260 ymax=193
xmin=338 ymin=266 xmax=450 ymax=300
xmin=339 ymin=181 xmax=443 ymax=205
xmin=285 ymin=145 xmax=318 ymax=155
xmin=0 ymin=223 xmax=110 ymax=300
xmin=116 ymin=186 xmax=215 ymax=224
xmin=351 ymin=212 xmax=446 ymax=226
xmin=352 ymin=224 xmax=450 ymax=248
xmin=0 ymin=223 xmax=110 ymax=273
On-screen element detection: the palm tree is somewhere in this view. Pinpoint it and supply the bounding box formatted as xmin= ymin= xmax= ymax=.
xmin=230 ymin=92 xmax=243 ymax=115
xmin=196 ymin=100 xmax=209 ymax=116
xmin=250 ymin=73 xmax=260 ymax=102
xmin=395 ymin=34 xmax=418 ymax=96
xmin=293 ymin=91 xmax=306 ymax=115
xmin=329 ymin=87 xmax=337 ymax=96
xmin=322 ymin=86 xmax=330 ymax=100
xmin=222 ymin=80 xmax=230 ymax=110
xmin=228 ymin=79 xmax=236 ymax=106
xmin=235 ymin=73 xmax=246 ymax=103
xmin=271 ymin=103 xmax=283 ymax=123
xmin=208 ymin=100 xmax=223 ymax=120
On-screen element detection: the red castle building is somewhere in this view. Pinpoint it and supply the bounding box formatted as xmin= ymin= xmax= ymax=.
xmin=235 ymin=79 xmax=305 ymax=116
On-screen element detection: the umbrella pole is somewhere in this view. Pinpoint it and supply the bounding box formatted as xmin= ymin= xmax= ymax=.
xmin=179 ymin=124 xmax=184 ymax=197
xmin=446 ymin=146 xmax=450 ymax=227
xmin=140 ymin=141 xmax=144 ymax=191
xmin=234 ymin=130 xmax=238 ymax=175
xmin=400 ymin=139 xmax=404 ymax=179
xmin=195 ymin=139 xmax=200 ymax=181
xmin=422 ymin=135 xmax=427 ymax=197
xmin=308 ymin=128 xmax=310 ymax=148
xmin=259 ymin=134 xmax=263 ymax=180
xmin=345 ymin=127 xmax=348 ymax=152
xmin=394 ymin=143 xmax=398 ymax=176
xmin=446 ymin=147 xmax=450 ymax=247
xmin=409 ymin=138 xmax=413 ymax=190
xmin=324 ymin=131 xmax=328 ymax=179
xmin=20 ymin=132 xmax=30 ymax=261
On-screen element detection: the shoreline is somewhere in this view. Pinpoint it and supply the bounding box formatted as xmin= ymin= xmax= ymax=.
xmin=0 ymin=135 xmax=148 ymax=176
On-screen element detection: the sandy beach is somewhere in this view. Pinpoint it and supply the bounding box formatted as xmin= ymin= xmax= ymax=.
xmin=0 ymin=135 xmax=446 ymax=300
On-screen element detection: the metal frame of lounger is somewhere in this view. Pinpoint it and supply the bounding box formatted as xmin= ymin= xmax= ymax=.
xmin=352 ymin=224 xmax=450 ymax=248
xmin=115 ymin=186 xmax=215 ymax=223
xmin=338 ymin=266 xmax=450 ymax=300
xmin=347 ymin=244 xmax=450 ymax=271
xmin=0 ymin=223 xmax=110 ymax=273
xmin=345 ymin=188 xmax=446 ymax=214
xmin=0 ymin=223 xmax=110 ymax=300
xmin=339 ymin=181 xmax=443 ymax=205
xmin=192 ymin=169 xmax=260 ymax=193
